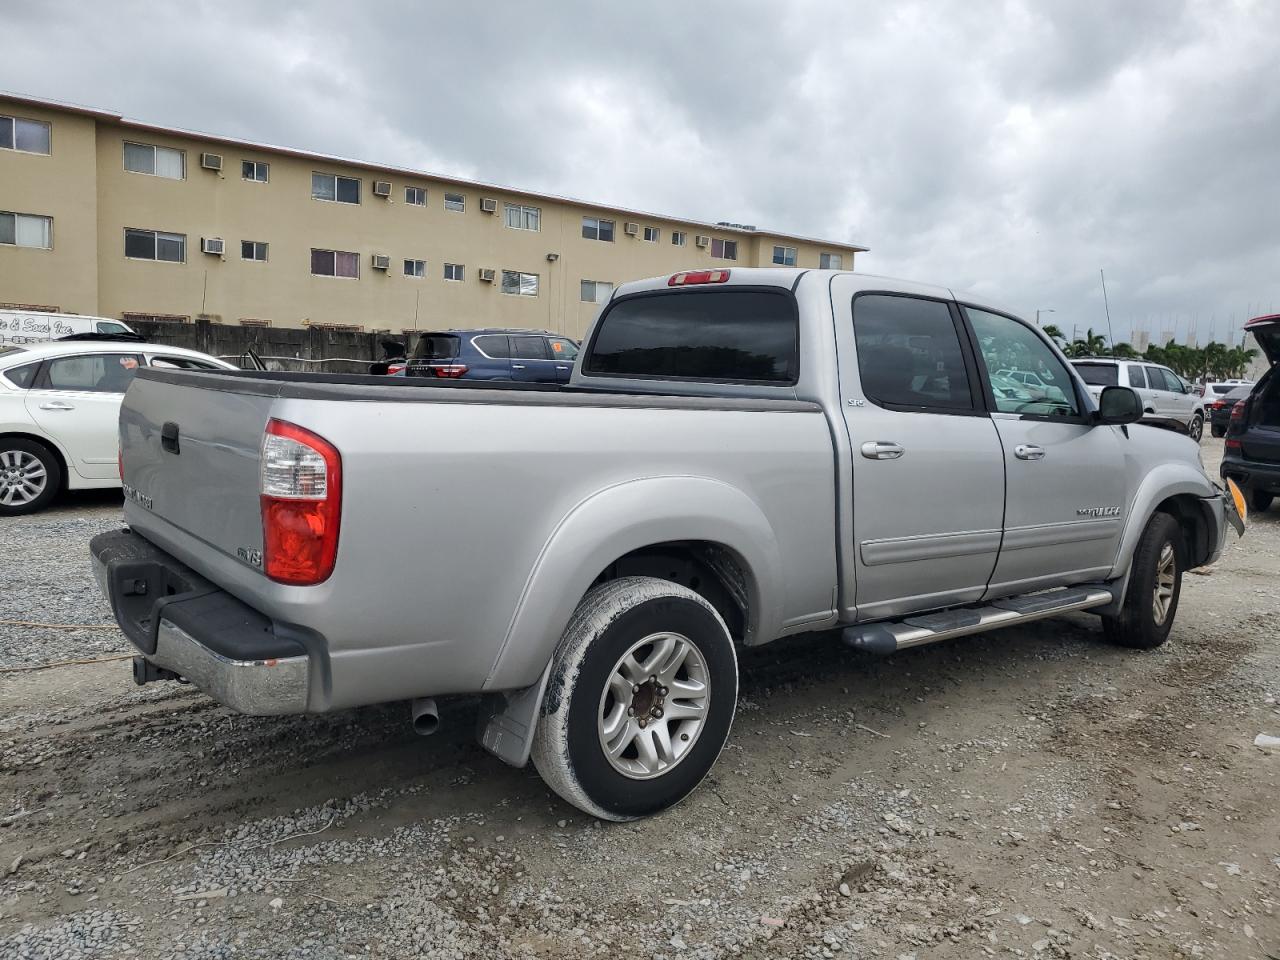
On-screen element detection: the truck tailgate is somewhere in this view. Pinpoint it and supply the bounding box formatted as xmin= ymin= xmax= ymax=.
xmin=120 ymin=370 xmax=273 ymax=565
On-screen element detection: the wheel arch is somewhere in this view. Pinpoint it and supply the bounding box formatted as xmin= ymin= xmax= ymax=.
xmin=1109 ymin=464 xmax=1219 ymax=580
xmin=0 ymin=430 xmax=70 ymax=491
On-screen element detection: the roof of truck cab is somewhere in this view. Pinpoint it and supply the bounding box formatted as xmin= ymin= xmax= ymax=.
xmin=613 ymin=268 xmax=956 ymax=301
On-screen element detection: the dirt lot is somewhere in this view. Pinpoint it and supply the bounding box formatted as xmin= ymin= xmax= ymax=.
xmin=1 ymin=438 xmax=1277 ymax=959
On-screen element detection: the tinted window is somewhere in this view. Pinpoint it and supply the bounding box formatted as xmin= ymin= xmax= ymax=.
xmin=1074 ymin=363 xmax=1119 ymax=386
xmin=472 ymin=335 xmax=510 ymax=358
xmin=1211 ymin=384 xmax=1238 ymax=395
xmin=96 ymin=321 xmax=132 ymax=335
xmin=3 ymin=360 xmax=40 ymax=389
xmin=1126 ymin=365 xmax=1147 ymax=388
xmin=512 ymin=336 xmax=550 ymax=360
xmin=967 ymin=308 xmax=1078 ymax=417
xmin=43 ymin=353 xmax=142 ymax=393
xmin=585 ymin=290 xmax=798 ymax=383
xmin=854 ymin=295 xmax=972 ymax=410
xmin=148 ymin=356 xmax=219 ymax=370
xmin=412 ymin=335 xmax=460 ymax=360
xmin=550 ymin=338 xmax=579 ymax=359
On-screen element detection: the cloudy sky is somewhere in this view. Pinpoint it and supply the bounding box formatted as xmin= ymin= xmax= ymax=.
xmin=4 ymin=0 xmax=1278 ymax=346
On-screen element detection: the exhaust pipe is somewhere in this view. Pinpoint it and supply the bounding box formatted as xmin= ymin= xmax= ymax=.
xmin=410 ymin=697 xmax=440 ymax=736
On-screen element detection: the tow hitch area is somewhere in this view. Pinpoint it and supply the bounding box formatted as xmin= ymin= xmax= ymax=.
xmin=132 ymin=656 xmax=181 ymax=686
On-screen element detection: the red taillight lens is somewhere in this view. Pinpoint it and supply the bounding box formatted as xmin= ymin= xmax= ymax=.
xmin=387 ymin=363 xmax=405 ymax=376
xmin=1226 ymin=439 xmax=1242 ymax=451
xmin=1230 ymin=400 xmax=1246 ymax=422
xmin=429 ymin=363 xmax=469 ymax=378
xmin=668 ymin=270 xmax=731 ymax=286
xmin=260 ymin=419 xmax=341 ymax=585
xmin=1212 ymin=400 xmax=1226 ymax=410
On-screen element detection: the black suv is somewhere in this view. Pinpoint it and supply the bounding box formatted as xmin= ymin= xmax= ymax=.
xmin=1221 ymin=315 xmax=1280 ymax=513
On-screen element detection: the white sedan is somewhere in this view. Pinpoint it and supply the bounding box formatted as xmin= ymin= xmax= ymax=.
xmin=0 ymin=338 xmax=237 ymax=514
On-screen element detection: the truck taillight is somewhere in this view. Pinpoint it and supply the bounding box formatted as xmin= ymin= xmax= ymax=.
xmin=260 ymin=419 xmax=341 ymax=585
xmin=429 ymin=363 xmax=469 ymax=378
xmin=1229 ymin=400 xmax=1246 ymax=422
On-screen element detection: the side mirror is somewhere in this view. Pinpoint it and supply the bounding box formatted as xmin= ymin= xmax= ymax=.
xmin=1095 ymin=385 xmax=1143 ymax=425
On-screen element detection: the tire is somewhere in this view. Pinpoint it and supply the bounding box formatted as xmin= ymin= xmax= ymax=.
xmin=0 ymin=438 xmax=60 ymax=516
xmin=1251 ymin=490 xmax=1274 ymax=513
xmin=1188 ymin=412 xmax=1203 ymax=443
xmin=1211 ymin=424 xmax=1226 ymax=438
xmin=531 ymin=576 xmax=738 ymax=821
xmin=1101 ymin=512 xmax=1183 ymax=649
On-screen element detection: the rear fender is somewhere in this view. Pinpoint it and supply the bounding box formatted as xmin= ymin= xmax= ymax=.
xmin=482 ymin=476 xmax=781 ymax=692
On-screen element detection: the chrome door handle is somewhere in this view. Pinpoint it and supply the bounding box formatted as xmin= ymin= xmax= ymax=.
xmin=511 ymin=364 xmax=526 ymax=370
xmin=1014 ymin=444 xmax=1045 ymax=460
xmin=556 ymin=365 xmax=569 ymax=370
xmin=38 ymin=401 xmax=75 ymax=411
xmin=860 ymin=441 xmax=904 ymax=460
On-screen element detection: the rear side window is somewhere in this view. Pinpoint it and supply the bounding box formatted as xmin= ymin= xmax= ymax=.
xmin=412 ymin=335 xmax=460 ymax=360
xmin=3 ymin=360 xmax=41 ymax=388
xmin=1074 ymin=363 xmax=1119 ymax=386
xmin=584 ymin=290 xmax=798 ymax=383
xmin=472 ymin=335 xmax=510 ymax=358
xmin=512 ymin=336 xmax=550 ymax=360
xmin=1126 ymin=365 xmax=1147 ymax=388
xmin=853 ymin=295 xmax=973 ymax=411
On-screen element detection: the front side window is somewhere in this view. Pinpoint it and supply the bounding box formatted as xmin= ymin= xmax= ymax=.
xmin=242 ymin=160 xmax=269 ymax=182
xmin=643 ymin=226 xmax=660 ymax=242
xmin=671 ymin=231 xmax=686 ymax=247
xmin=853 ymin=295 xmax=972 ymax=411
xmin=1 ymin=116 xmax=51 ymax=154
xmin=585 ymin=290 xmax=798 ymax=383
xmin=443 ymin=262 xmax=464 ymax=281
xmin=550 ymin=337 xmax=579 ymax=360
xmin=43 ymin=353 xmax=143 ymax=393
xmin=501 ymin=270 xmax=539 ymax=296
xmin=405 ymin=186 xmax=426 ymax=206
xmin=504 ymin=203 xmax=540 ymax=231
xmin=580 ymin=279 xmax=613 ymax=303
xmin=820 ymin=252 xmax=843 ymax=270
xmin=444 ymin=192 xmax=465 ymax=212
xmin=241 ymin=240 xmax=268 ymax=261
xmin=773 ymin=245 xmax=797 ymax=266
xmin=710 ymin=238 xmax=737 ymax=260
xmin=310 ymin=248 xmax=359 ymax=278
xmin=124 ymin=142 xmax=185 ymax=179
xmin=0 ymin=212 xmax=52 ymax=249
xmin=312 ymin=172 xmax=360 ymax=204
xmin=966 ymin=307 xmax=1079 ymax=417
xmin=404 ymin=258 xmax=426 ymax=278
xmin=582 ymin=216 xmax=615 ymax=242
xmin=125 ymin=228 xmax=185 ymax=262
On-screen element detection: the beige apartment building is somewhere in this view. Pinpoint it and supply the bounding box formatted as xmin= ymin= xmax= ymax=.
xmin=0 ymin=93 xmax=867 ymax=339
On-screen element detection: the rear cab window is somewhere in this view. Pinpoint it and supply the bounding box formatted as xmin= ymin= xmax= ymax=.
xmin=1074 ymin=363 xmax=1119 ymax=386
xmin=583 ymin=289 xmax=798 ymax=383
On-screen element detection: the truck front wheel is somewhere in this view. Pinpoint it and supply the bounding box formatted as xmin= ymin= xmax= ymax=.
xmin=1101 ymin=512 xmax=1183 ymax=649
xmin=531 ymin=576 xmax=738 ymax=821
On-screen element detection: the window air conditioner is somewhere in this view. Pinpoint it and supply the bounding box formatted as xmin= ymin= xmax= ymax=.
xmin=694 ymin=235 xmax=710 ymax=248
xmin=372 ymin=254 xmax=391 ymax=270
xmin=200 ymin=237 xmax=225 ymax=255
xmin=478 ymin=268 xmax=496 ymax=282
xmin=200 ymin=153 xmax=223 ymax=171
xmin=480 ymin=198 xmax=498 ymax=213
xmin=373 ymin=180 xmax=392 ymax=197
xmin=624 ymin=222 xmax=639 ymax=236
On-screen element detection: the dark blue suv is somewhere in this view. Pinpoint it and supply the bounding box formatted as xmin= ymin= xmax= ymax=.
xmin=404 ymin=329 xmax=580 ymax=383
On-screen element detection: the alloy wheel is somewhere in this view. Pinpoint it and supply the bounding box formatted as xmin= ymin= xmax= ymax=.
xmin=0 ymin=449 xmax=48 ymax=506
xmin=1152 ymin=542 xmax=1176 ymax=625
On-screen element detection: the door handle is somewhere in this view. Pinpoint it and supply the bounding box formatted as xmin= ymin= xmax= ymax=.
xmin=38 ymin=401 xmax=75 ymax=411
xmin=860 ymin=441 xmax=904 ymax=460
xmin=1014 ymin=444 xmax=1046 ymax=460
xmin=511 ymin=364 xmax=526 ymax=370
xmin=556 ymin=365 xmax=569 ymax=371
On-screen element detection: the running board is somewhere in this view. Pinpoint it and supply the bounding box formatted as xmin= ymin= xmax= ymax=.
xmin=842 ymin=586 xmax=1116 ymax=655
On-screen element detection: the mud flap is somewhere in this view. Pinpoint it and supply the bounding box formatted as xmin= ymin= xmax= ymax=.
xmin=476 ymin=663 xmax=553 ymax=768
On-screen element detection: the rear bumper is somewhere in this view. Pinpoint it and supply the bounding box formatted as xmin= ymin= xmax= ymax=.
xmin=90 ymin=529 xmax=318 ymax=715
xmin=1221 ymin=455 xmax=1280 ymax=494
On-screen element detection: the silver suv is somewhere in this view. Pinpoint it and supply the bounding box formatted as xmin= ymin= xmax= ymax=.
xmin=1072 ymin=358 xmax=1203 ymax=441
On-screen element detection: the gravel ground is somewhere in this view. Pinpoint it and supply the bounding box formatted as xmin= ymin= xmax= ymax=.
xmin=1 ymin=441 xmax=1277 ymax=959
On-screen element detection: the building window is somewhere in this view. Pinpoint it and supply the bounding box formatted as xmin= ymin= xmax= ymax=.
xmin=772 ymin=245 xmax=797 ymax=266
xmin=404 ymin=259 xmax=426 ymax=278
xmin=501 ymin=270 xmax=539 ymax=296
xmin=582 ymin=216 xmax=615 ymax=242
xmin=0 ymin=212 xmax=52 ymax=249
xmin=643 ymin=226 xmax=660 ymax=243
xmin=312 ymin=172 xmax=360 ymax=204
xmin=820 ymin=252 xmax=843 ymax=270
xmin=310 ymin=248 xmax=359 ymax=278
xmin=581 ymin=280 xmax=614 ymax=303
xmin=241 ymin=240 xmax=268 ymax=261
xmin=443 ymin=263 xmax=464 ymax=282
xmin=0 ymin=116 xmax=51 ymax=155
xmin=242 ymin=160 xmax=269 ymax=182
xmin=444 ymin=192 xmax=465 ymax=212
xmin=504 ymin=203 xmax=541 ymax=231
xmin=124 ymin=141 xmax=185 ymax=179
xmin=405 ymin=186 xmax=426 ymax=206
xmin=125 ymin=228 xmax=186 ymax=262
xmin=710 ymin=238 xmax=738 ymax=260
xmin=671 ymin=231 xmax=686 ymax=247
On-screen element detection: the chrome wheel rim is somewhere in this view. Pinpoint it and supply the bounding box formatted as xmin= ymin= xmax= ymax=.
xmin=1189 ymin=415 xmax=1202 ymax=441
xmin=597 ymin=632 xmax=710 ymax=780
xmin=1152 ymin=542 xmax=1176 ymax=625
xmin=0 ymin=449 xmax=47 ymax=506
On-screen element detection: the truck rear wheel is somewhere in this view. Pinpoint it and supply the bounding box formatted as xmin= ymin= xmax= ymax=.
xmin=531 ymin=576 xmax=738 ymax=821
xmin=1101 ymin=512 xmax=1183 ymax=650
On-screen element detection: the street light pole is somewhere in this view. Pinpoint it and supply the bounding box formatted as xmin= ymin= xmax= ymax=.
xmin=1036 ymin=308 xmax=1055 ymax=327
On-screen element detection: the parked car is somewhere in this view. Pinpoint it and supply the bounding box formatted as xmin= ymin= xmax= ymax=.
xmin=0 ymin=309 xmax=136 ymax=348
xmin=93 ymin=267 xmax=1241 ymax=821
xmin=1196 ymin=378 xmax=1252 ymax=405
xmin=1221 ymin=314 xmax=1279 ymax=513
xmin=0 ymin=337 xmax=236 ymax=514
xmin=1207 ymin=383 xmax=1254 ymax=437
xmin=404 ymin=329 xmax=580 ymax=383
xmin=1071 ymin=358 xmax=1203 ymax=441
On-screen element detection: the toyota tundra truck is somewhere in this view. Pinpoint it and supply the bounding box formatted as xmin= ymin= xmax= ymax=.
xmin=91 ymin=268 xmax=1244 ymax=821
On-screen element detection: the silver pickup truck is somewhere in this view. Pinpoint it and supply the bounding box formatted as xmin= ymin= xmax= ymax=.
xmin=92 ymin=268 xmax=1244 ymax=820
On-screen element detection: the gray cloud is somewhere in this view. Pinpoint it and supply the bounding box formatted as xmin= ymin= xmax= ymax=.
xmin=3 ymin=0 xmax=1278 ymax=344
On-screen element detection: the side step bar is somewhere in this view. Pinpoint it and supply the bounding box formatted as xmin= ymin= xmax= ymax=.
xmin=842 ymin=586 xmax=1116 ymax=655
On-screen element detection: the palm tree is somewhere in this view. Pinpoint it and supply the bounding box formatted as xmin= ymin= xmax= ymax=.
xmin=1042 ymin=324 xmax=1066 ymax=347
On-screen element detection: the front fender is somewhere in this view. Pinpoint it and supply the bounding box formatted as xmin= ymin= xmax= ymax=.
xmin=482 ymin=475 xmax=782 ymax=692
xmin=1109 ymin=460 xmax=1216 ymax=579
